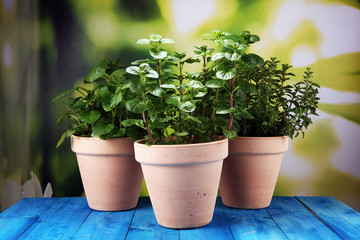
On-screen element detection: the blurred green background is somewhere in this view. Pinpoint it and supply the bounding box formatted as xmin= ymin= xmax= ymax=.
xmin=1 ymin=0 xmax=359 ymax=211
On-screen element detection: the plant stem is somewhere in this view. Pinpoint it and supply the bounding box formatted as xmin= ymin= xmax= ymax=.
xmin=178 ymin=63 xmax=183 ymax=132
xmin=142 ymin=91 xmax=154 ymax=144
xmin=227 ymin=77 xmax=234 ymax=131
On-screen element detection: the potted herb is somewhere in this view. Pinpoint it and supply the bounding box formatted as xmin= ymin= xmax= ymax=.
xmin=53 ymin=59 xmax=144 ymax=211
xmin=125 ymin=34 xmax=229 ymax=229
xmin=205 ymin=30 xmax=320 ymax=208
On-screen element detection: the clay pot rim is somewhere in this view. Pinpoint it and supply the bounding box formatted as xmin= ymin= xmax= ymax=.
xmin=234 ymin=136 xmax=289 ymax=140
xmin=134 ymin=136 xmax=228 ymax=149
xmin=71 ymin=135 xmax=133 ymax=141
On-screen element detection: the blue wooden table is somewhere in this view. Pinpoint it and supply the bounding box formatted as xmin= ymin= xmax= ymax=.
xmin=1 ymin=197 xmax=359 ymax=239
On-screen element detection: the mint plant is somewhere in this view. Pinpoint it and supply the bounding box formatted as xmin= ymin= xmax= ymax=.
xmin=124 ymin=34 xmax=229 ymax=145
xmin=53 ymin=59 xmax=145 ymax=147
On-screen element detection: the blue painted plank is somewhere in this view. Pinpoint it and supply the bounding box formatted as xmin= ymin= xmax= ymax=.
xmin=296 ymin=196 xmax=360 ymax=240
xmin=18 ymin=197 xmax=92 ymax=240
xmin=221 ymin=198 xmax=287 ymax=240
xmin=180 ymin=198 xmax=233 ymax=240
xmin=70 ymin=208 xmax=135 ymax=239
xmin=0 ymin=216 xmax=39 ymax=240
xmin=126 ymin=197 xmax=179 ymax=240
xmin=266 ymin=197 xmax=342 ymax=240
xmin=0 ymin=198 xmax=57 ymax=218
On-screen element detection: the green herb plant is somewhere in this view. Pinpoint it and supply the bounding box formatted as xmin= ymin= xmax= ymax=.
xmin=53 ymin=59 xmax=145 ymax=147
xmin=206 ymin=30 xmax=320 ymax=139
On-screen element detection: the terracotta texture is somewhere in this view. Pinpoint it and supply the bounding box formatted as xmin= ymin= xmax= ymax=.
xmin=71 ymin=135 xmax=143 ymax=211
xmin=220 ymin=136 xmax=288 ymax=209
xmin=134 ymin=138 xmax=228 ymax=229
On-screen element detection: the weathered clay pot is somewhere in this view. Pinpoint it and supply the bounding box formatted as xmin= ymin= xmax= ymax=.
xmin=220 ymin=136 xmax=288 ymax=209
xmin=134 ymin=137 xmax=228 ymax=229
xmin=71 ymin=135 xmax=143 ymax=211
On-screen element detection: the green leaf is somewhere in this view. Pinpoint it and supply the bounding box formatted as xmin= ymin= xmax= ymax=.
xmin=149 ymin=87 xmax=166 ymax=97
xmin=84 ymin=60 xmax=108 ymax=83
xmin=79 ymin=110 xmax=101 ymax=123
xmin=249 ymin=35 xmax=260 ymax=43
xmin=52 ymin=89 xmax=75 ymax=102
xmin=185 ymin=80 xmax=204 ymax=89
xmin=161 ymin=38 xmax=175 ymax=44
xmin=56 ymin=111 xmax=70 ymax=125
xmin=186 ymin=115 xmax=202 ymax=124
xmin=242 ymin=54 xmax=264 ymax=67
xmin=216 ymin=107 xmax=236 ymax=114
xmin=223 ymin=129 xmax=238 ymax=139
xmin=146 ymin=70 xmax=159 ymax=78
xmin=224 ymin=52 xmax=241 ymax=61
xmin=56 ymin=132 xmax=67 ymax=148
xmin=237 ymin=110 xmax=254 ymax=119
xmin=99 ymin=86 xmax=122 ymax=112
xmin=126 ymin=66 xmax=140 ymax=75
xmin=174 ymin=131 xmax=189 ymax=136
xmin=125 ymin=99 xmax=150 ymax=113
xmin=92 ymin=120 xmax=114 ymax=137
xmin=206 ymin=79 xmax=223 ymax=88
xmin=149 ymin=34 xmax=162 ymax=42
xmin=221 ymin=39 xmax=237 ymax=49
xmin=179 ymin=101 xmax=196 ymax=113
xmin=131 ymin=59 xmax=151 ymax=65
xmin=110 ymin=69 xmax=126 ymax=80
xmin=121 ymin=119 xmax=144 ymax=128
xmin=211 ymin=52 xmax=225 ymax=61
xmin=129 ymin=78 xmax=143 ymax=93
xmin=137 ymin=39 xmax=151 ymax=44
xmin=216 ymin=69 xmax=236 ymax=80
xmin=149 ymin=48 xmax=168 ymax=59
xmin=161 ymin=84 xmax=177 ymax=89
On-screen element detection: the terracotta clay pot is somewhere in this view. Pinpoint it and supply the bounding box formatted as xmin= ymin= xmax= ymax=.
xmin=71 ymin=135 xmax=143 ymax=211
xmin=134 ymin=137 xmax=228 ymax=229
xmin=220 ymin=136 xmax=288 ymax=209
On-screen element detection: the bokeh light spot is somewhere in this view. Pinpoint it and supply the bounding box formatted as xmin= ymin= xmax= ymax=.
xmin=291 ymin=45 xmax=316 ymax=67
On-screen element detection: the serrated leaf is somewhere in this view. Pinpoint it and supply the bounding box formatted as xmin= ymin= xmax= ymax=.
xmin=146 ymin=70 xmax=159 ymax=79
xmin=179 ymin=101 xmax=196 ymax=113
xmin=110 ymin=69 xmax=126 ymax=80
xmin=84 ymin=60 xmax=108 ymax=83
xmin=206 ymin=79 xmax=223 ymax=88
xmin=224 ymin=52 xmax=241 ymax=61
xmin=79 ymin=110 xmax=101 ymax=123
xmin=125 ymin=99 xmax=150 ymax=113
xmin=126 ymin=66 xmax=140 ymax=75
xmin=211 ymin=52 xmax=225 ymax=61
xmin=137 ymin=38 xmax=151 ymax=44
xmin=216 ymin=69 xmax=236 ymax=80
xmin=185 ymin=80 xmax=204 ymax=89
xmin=149 ymin=34 xmax=162 ymax=42
xmin=92 ymin=120 xmax=114 ymax=137
xmin=149 ymin=48 xmax=168 ymax=59
xmin=121 ymin=119 xmax=144 ymax=128
xmin=149 ymin=87 xmax=166 ymax=97
xmin=223 ymin=129 xmax=238 ymax=139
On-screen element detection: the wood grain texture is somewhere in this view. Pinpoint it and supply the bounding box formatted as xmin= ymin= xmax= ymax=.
xmin=1 ymin=196 xmax=358 ymax=240
xmin=221 ymin=200 xmax=287 ymax=240
xmin=296 ymin=196 xmax=360 ymax=240
xmin=266 ymin=197 xmax=342 ymax=240
xmin=180 ymin=199 xmax=233 ymax=240
xmin=126 ymin=197 xmax=179 ymax=240
xmin=71 ymin=208 xmax=135 ymax=239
